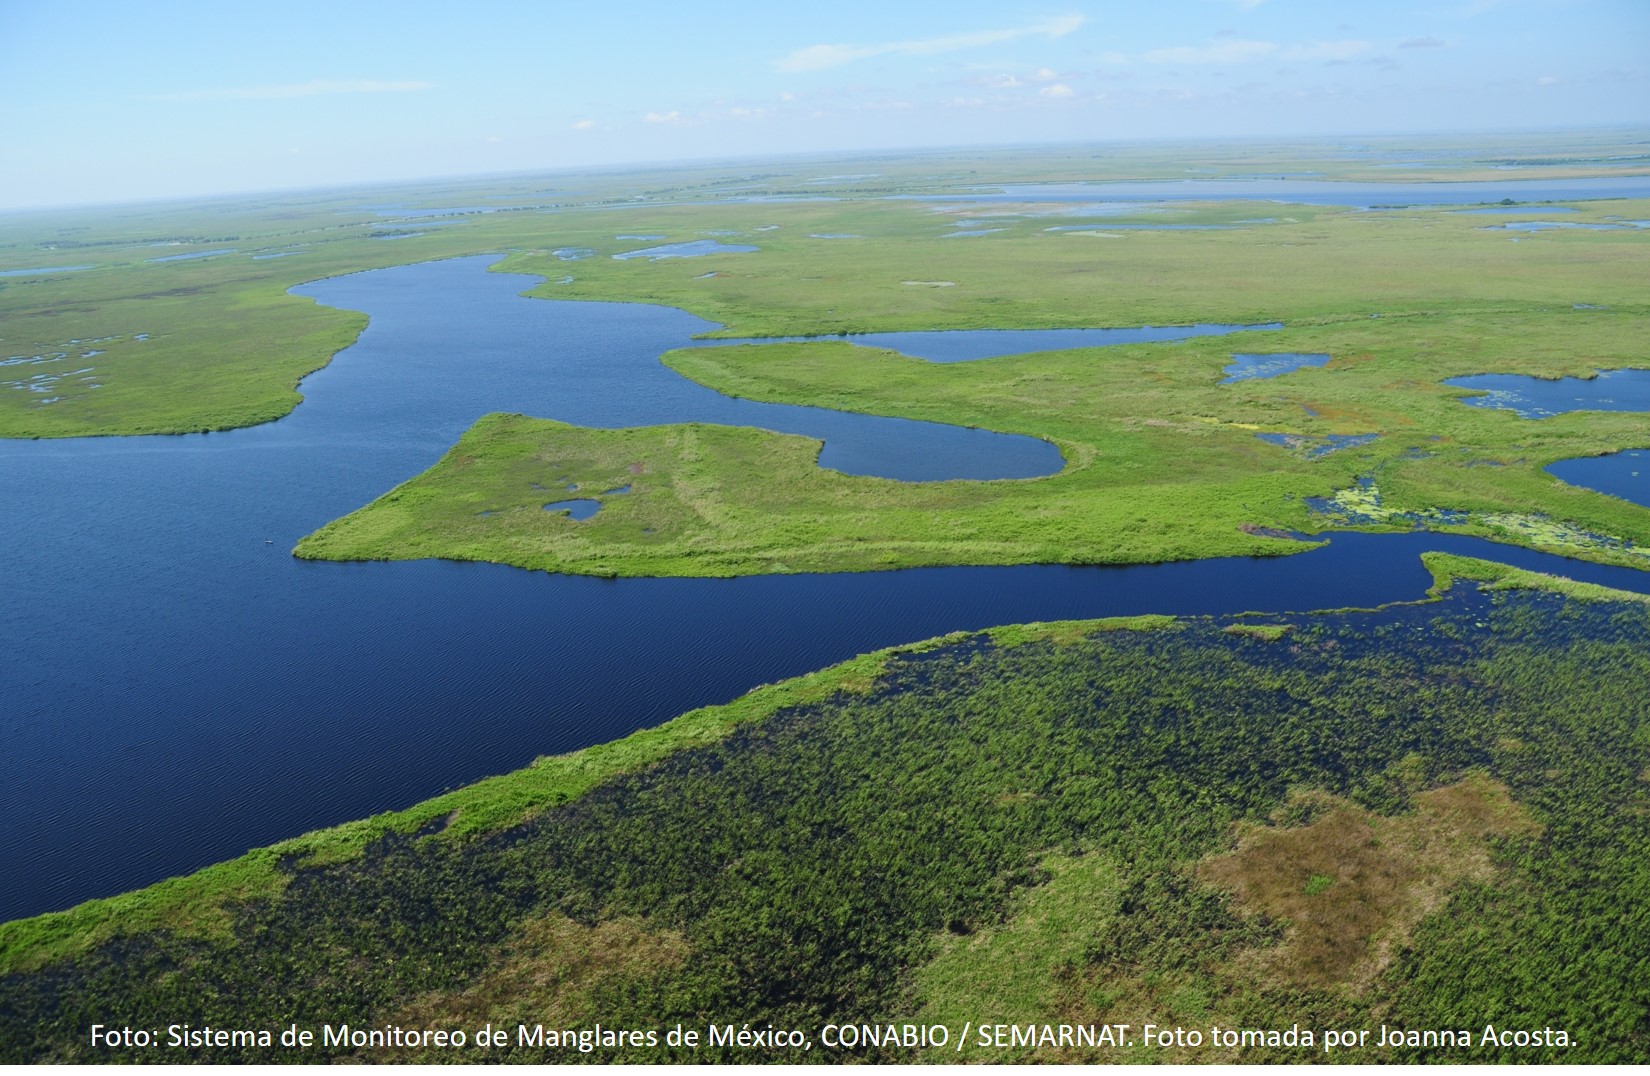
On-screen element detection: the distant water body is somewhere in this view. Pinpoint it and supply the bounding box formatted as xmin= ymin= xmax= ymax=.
xmin=906 ymin=176 xmax=1650 ymax=208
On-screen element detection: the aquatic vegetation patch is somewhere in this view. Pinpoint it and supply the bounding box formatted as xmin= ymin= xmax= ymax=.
xmin=1222 ymin=352 xmax=1332 ymax=383
xmin=1255 ymin=431 xmax=1380 ymax=458
xmin=1310 ymin=479 xmax=1650 ymax=566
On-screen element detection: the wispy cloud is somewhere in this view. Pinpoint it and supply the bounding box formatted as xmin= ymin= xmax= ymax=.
xmin=149 ymin=79 xmax=433 ymax=103
xmin=1144 ymin=39 xmax=1276 ymax=64
xmin=1144 ymin=38 xmax=1370 ymax=65
xmin=1286 ymin=39 xmax=1371 ymax=62
xmin=1398 ymin=36 xmax=1447 ymax=49
xmin=571 ymin=119 xmax=597 ymax=130
xmin=774 ymin=14 xmax=1084 ymax=73
xmin=643 ymin=110 xmax=684 ymax=124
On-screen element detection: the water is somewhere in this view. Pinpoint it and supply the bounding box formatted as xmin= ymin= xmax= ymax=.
xmin=1453 ymin=206 xmax=1578 ymax=215
xmin=698 ymin=322 xmax=1284 ymax=364
xmin=1445 ymin=369 xmax=1650 ymax=418
xmin=613 ymin=240 xmax=758 ymax=260
xmin=1223 ymin=352 xmax=1331 ymax=383
xmin=1548 ymin=449 xmax=1650 ymax=509
xmin=5 ymin=255 xmax=1649 ymax=923
xmin=0 ymin=265 xmax=93 ymax=277
xmin=1255 ymin=431 xmax=1380 ymax=457
xmin=1045 ymin=224 xmax=1236 ymax=232
xmin=903 ymin=176 xmax=1650 ymax=208
xmin=543 ymin=498 xmax=601 ymax=519
xmin=1496 ymin=221 xmax=1643 ymax=232
xmin=145 ymin=250 xmax=235 ymax=263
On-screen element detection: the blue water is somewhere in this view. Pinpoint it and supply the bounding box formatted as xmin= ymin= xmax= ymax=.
xmin=1223 ymin=352 xmax=1332 ymax=383
xmin=1045 ymin=224 xmax=1236 ymax=232
xmin=613 ymin=240 xmax=758 ymax=260
xmin=905 ymin=176 xmax=1650 ymax=208
xmin=543 ymin=498 xmax=601 ymax=519
xmin=1548 ymin=449 xmax=1650 ymax=509
xmin=1446 ymin=369 xmax=1650 ymax=418
xmin=1453 ymin=206 xmax=1578 ymax=215
xmin=5 ymin=255 xmax=1650 ymax=924
xmin=0 ymin=265 xmax=94 ymax=277
xmin=1256 ymin=432 xmax=1381 ymax=458
xmin=1497 ymin=221 xmax=1642 ymax=231
xmin=146 ymin=250 xmax=236 ymax=263
xmin=699 ymin=322 xmax=1284 ymax=364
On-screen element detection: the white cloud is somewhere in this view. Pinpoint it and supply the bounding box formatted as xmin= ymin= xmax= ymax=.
xmin=643 ymin=110 xmax=683 ymax=124
xmin=1031 ymin=67 xmax=1061 ymax=83
xmin=1145 ymin=39 xmax=1277 ymax=64
xmin=571 ymin=119 xmax=597 ymax=130
xmin=1536 ymin=75 xmax=1559 ymax=86
xmin=1398 ymin=36 xmax=1447 ymax=49
xmin=774 ymin=14 xmax=1084 ymax=73
xmin=149 ymin=79 xmax=433 ymax=102
xmin=1039 ymin=83 xmax=1075 ymax=98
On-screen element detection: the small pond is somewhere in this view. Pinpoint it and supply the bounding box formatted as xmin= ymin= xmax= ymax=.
xmin=146 ymin=250 xmax=236 ymax=263
xmin=543 ymin=498 xmax=601 ymax=520
xmin=614 ymin=240 xmax=758 ymax=260
xmin=1223 ymin=352 xmax=1331 ymax=383
xmin=0 ymin=265 xmax=93 ymax=277
xmin=1446 ymin=369 xmax=1650 ymax=418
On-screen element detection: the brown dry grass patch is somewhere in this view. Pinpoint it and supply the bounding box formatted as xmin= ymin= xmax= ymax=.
xmin=1198 ymin=773 xmax=1539 ymax=992
xmin=374 ymin=911 xmax=688 ymax=1056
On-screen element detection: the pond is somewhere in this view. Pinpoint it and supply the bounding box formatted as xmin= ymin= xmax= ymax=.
xmin=4 ymin=255 xmax=1648 ymax=924
xmin=613 ymin=240 xmax=758 ymax=260
xmin=1223 ymin=352 xmax=1331 ymax=383
xmin=1445 ymin=369 xmax=1650 ymax=418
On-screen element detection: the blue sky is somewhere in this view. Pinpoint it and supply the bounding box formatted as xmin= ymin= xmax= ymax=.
xmin=3 ymin=0 xmax=1646 ymax=209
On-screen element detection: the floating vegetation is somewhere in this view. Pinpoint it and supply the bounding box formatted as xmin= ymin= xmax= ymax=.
xmin=1308 ymin=479 xmax=1650 ymax=564
xmin=1255 ymin=432 xmax=1380 ymax=458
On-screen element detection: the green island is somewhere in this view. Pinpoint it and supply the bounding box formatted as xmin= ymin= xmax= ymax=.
xmin=2 ymin=556 xmax=1647 ymax=1061
xmin=4 ymin=132 xmax=1650 ymax=1063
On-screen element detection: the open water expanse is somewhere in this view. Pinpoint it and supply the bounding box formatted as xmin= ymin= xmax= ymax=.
xmin=6 ymin=254 xmax=1650 ymax=922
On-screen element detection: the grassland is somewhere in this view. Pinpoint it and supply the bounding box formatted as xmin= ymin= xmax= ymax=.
xmin=2 ymin=560 xmax=1646 ymax=1062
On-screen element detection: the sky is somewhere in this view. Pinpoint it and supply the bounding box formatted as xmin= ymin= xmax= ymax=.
xmin=3 ymin=0 xmax=1646 ymax=209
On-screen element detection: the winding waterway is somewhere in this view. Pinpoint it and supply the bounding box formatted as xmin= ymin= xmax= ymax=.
xmin=5 ymin=255 xmax=1650 ymax=923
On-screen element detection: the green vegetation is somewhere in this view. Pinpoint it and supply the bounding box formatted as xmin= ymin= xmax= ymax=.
xmin=1 ymin=562 xmax=1646 ymax=1062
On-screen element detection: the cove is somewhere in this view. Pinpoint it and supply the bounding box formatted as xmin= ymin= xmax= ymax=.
xmin=1548 ymin=449 xmax=1650 ymax=509
xmin=5 ymin=256 xmax=1650 ymax=925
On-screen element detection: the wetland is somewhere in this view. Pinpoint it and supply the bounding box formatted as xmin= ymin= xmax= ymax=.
xmin=3 ymin=133 xmax=1650 ymax=1062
